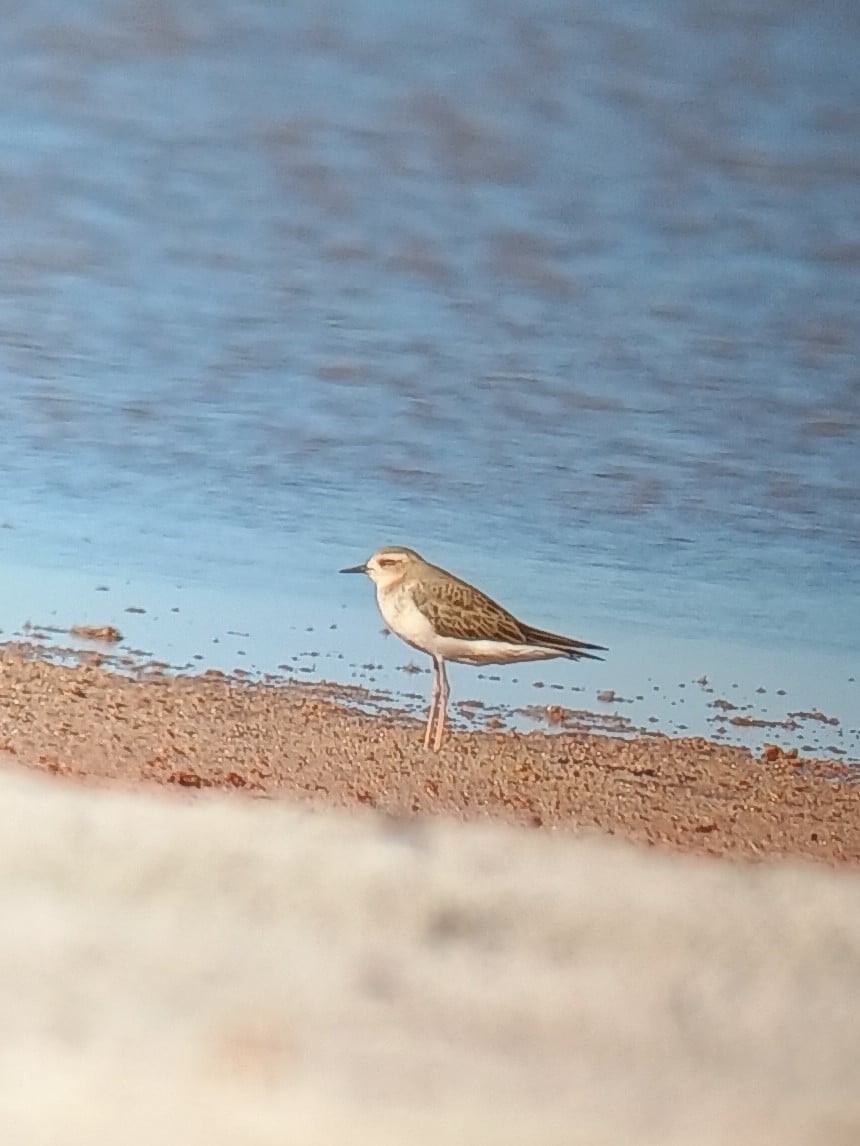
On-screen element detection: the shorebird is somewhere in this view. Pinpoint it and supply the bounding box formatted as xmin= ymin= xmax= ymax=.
xmin=340 ymin=546 xmax=605 ymax=750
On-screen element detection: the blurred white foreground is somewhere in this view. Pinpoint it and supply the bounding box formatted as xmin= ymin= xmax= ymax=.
xmin=1 ymin=768 xmax=859 ymax=1145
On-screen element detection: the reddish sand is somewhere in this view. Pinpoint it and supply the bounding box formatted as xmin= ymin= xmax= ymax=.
xmin=2 ymin=642 xmax=857 ymax=864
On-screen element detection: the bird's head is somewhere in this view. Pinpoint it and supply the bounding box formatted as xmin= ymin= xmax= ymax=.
xmin=340 ymin=546 xmax=422 ymax=589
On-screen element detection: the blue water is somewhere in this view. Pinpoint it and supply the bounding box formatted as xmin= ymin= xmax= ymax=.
xmin=1 ymin=1 xmax=858 ymax=755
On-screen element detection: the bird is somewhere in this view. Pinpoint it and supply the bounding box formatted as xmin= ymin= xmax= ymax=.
xmin=340 ymin=545 xmax=606 ymax=751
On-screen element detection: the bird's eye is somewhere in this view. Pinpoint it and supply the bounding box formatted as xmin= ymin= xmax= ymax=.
xmin=377 ymin=558 xmax=393 ymax=567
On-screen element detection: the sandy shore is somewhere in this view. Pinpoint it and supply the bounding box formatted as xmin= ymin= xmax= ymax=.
xmin=2 ymin=643 xmax=858 ymax=863
xmin=3 ymin=642 xmax=860 ymax=1143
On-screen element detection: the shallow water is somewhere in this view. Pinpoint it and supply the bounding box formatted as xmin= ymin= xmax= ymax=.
xmin=1 ymin=1 xmax=857 ymax=755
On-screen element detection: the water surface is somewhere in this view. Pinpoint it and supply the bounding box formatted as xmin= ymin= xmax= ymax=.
xmin=1 ymin=1 xmax=857 ymax=755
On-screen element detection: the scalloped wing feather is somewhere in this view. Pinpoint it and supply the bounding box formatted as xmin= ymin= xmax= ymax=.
xmin=410 ymin=577 xmax=527 ymax=644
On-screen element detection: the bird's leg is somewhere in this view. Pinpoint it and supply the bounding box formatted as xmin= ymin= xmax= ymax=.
xmin=432 ymin=658 xmax=449 ymax=752
xmin=424 ymin=657 xmax=440 ymax=749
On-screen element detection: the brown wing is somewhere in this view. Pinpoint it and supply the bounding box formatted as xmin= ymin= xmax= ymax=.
xmin=410 ymin=575 xmax=528 ymax=643
xmin=518 ymin=622 xmax=606 ymax=659
xmin=411 ymin=571 xmax=606 ymax=659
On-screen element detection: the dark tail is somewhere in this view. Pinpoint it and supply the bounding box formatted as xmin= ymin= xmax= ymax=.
xmin=521 ymin=624 xmax=606 ymax=661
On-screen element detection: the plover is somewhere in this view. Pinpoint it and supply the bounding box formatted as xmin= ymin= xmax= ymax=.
xmin=340 ymin=546 xmax=605 ymax=750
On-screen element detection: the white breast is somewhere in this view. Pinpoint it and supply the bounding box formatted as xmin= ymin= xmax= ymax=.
xmin=376 ymin=583 xmax=441 ymax=655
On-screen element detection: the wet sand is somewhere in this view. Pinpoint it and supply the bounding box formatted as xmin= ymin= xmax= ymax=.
xmin=2 ymin=642 xmax=857 ymax=864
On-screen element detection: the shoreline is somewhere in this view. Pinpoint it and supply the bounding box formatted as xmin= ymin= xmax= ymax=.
xmin=2 ymin=556 xmax=857 ymax=762
xmin=3 ymin=642 xmax=858 ymax=865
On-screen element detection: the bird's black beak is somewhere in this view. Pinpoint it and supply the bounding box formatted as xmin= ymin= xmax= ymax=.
xmin=339 ymin=563 xmax=367 ymax=574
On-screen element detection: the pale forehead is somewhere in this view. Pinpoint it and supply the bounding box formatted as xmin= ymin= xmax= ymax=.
xmin=373 ymin=546 xmax=419 ymax=560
